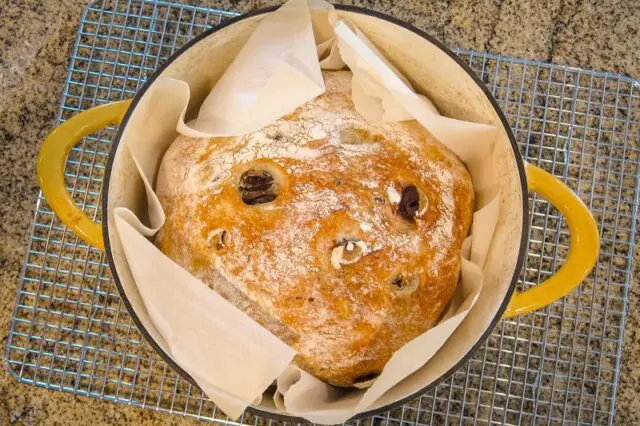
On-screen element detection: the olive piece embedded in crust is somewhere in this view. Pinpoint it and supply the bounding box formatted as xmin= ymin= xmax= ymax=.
xmin=330 ymin=239 xmax=369 ymax=269
xmin=390 ymin=274 xmax=420 ymax=296
xmin=239 ymin=169 xmax=278 ymax=205
xmin=398 ymin=185 xmax=420 ymax=220
xmin=216 ymin=230 xmax=228 ymax=250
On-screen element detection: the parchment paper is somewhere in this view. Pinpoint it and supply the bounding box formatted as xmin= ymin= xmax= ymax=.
xmin=112 ymin=0 xmax=500 ymax=423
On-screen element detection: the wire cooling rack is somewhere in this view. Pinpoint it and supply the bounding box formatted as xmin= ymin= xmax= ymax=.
xmin=5 ymin=0 xmax=640 ymax=425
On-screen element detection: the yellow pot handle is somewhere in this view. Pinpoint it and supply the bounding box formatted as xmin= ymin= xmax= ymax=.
xmin=503 ymin=163 xmax=600 ymax=318
xmin=37 ymin=100 xmax=132 ymax=251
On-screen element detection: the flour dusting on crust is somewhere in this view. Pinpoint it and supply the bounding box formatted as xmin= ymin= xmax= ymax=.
xmin=155 ymin=71 xmax=474 ymax=387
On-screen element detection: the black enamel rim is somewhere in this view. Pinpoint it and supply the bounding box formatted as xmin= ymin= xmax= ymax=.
xmin=102 ymin=5 xmax=529 ymax=422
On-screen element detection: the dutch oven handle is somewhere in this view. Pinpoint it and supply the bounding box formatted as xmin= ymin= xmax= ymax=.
xmin=503 ymin=163 xmax=600 ymax=318
xmin=37 ymin=100 xmax=131 ymax=251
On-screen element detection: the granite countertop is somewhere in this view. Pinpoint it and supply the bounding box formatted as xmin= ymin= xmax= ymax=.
xmin=1 ymin=0 xmax=638 ymax=424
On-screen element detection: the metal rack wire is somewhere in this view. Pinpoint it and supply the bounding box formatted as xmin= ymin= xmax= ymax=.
xmin=4 ymin=0 xmax=639 ymax=425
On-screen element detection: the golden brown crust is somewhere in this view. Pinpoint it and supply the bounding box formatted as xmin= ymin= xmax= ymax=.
xmin=155 ymin=71 xmax=474 ymax=387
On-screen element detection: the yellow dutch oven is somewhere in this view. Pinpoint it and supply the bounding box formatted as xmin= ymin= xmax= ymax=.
xmin=37 ymin=5 xmax=599 ymax=420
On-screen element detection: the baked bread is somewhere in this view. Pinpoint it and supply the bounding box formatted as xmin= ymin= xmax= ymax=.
xmin=155 ymin=71 xmax=474 ymax=388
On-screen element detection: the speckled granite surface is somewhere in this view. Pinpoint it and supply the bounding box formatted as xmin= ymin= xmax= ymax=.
xmin=1 ymin=0 xmax=638 ymax=424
